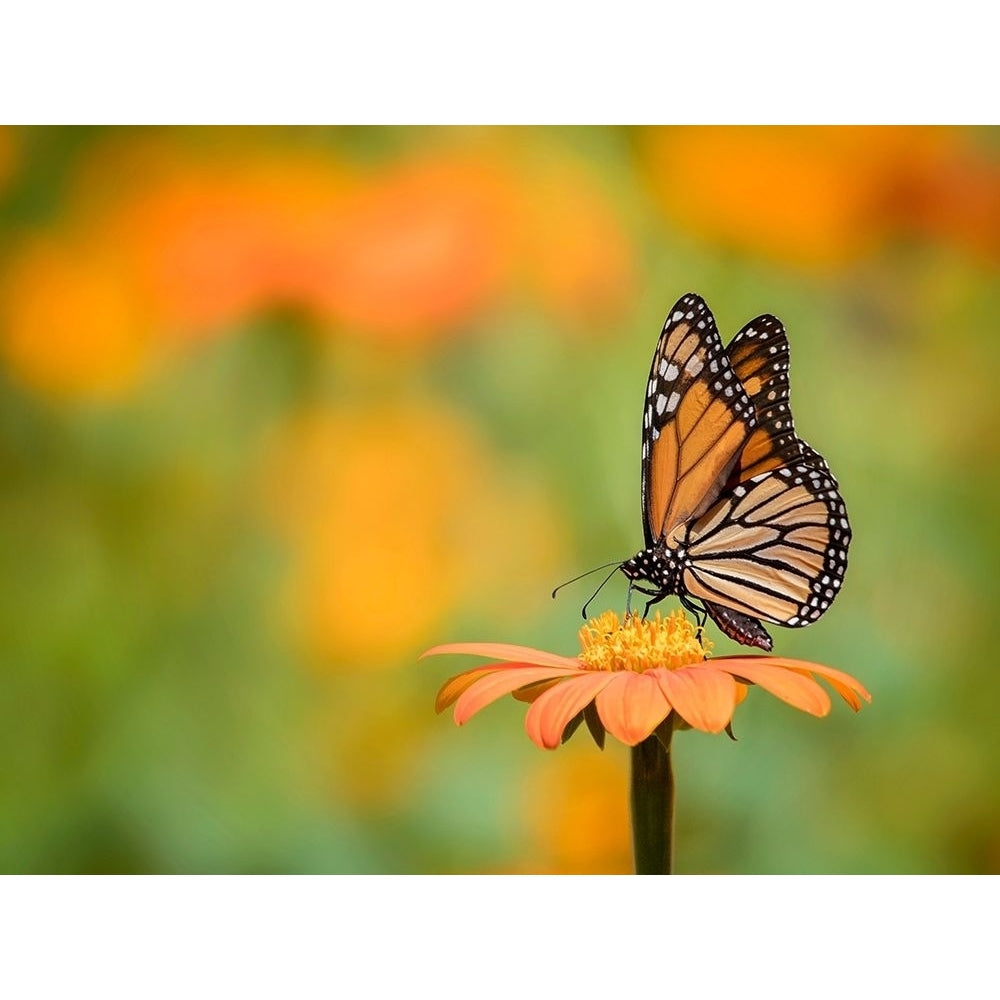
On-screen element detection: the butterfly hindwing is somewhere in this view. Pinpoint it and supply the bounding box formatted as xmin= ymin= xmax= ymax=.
xmin=641 ymin=293 xmax=756 ymax=549
xmin=680 ymin=459 xmax=850 ymax=627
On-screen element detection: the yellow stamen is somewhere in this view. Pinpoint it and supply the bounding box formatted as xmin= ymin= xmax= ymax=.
xmin=577 ymin=610 xmax=711 ymax=672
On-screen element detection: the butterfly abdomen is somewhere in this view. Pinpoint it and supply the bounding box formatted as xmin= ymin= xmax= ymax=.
xmin=702 ymin=602 xmax=773 ymax=651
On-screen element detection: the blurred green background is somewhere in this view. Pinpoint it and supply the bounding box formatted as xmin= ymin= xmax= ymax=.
xmin=0 ymin=126 xmax=996 ymax=873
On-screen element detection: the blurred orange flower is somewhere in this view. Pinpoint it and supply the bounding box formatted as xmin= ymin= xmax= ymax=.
xmin=893 ymin=132 xmax=1000 ymax=261
xmin=520 ymin=747 xmax=632 ymax=874
xmin=0 ymin=233 xmax=152 ymax=400
xmin=314 ymin=155 xmax=517 ymax=341
xmin=0 ymin=130 xmax=646 ymax=405
xmin=641 ymin=126 xmax=938 ymax=267
xmin=264 ymin=402 xmax=566 ymax=669
xmin=78 ymin=138 xmax=520 ymax=346
xmin=100 ymin=150 xmax=354 ymax=339
xmin=426 ymin=610 xmax=870 ymax=748
xmin=517 ymin=151 xmax=636 ymax=328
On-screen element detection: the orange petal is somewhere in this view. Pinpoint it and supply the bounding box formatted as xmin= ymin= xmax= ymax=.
xmin=787 ymin=662 xmax=871 ymax=711
xmin=724 ymin=656 xmax=870 ymax=712
xmin=512 ymin=678 xmax=563 ymax=704
xmin=785 ymin=668 xmax=864 ymax=711
xmin=453 ymin=665 xmax=579 ymax=726
xmin=421 ymin=641 xmax=580 ymax=669
xmin=654 ymin=666 xmax=737 ymax=734
xmin=594 ymin=671 xmax=672 ymax=746
xmin=725 ymin=656 xmax=869 ymax=698
xmin=525 ymin=672 xmax=616 ymax=750
xmin=435 ymin=665 xmax=504 ymax=713
xmin=713 ymin=659 xmax=831 ymax=717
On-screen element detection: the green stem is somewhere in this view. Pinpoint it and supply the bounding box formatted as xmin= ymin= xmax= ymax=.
xmin=629 ymin=722 xmax=675 ymax=874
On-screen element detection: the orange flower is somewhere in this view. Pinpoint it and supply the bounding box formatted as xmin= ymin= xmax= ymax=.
xmin=640 ymin=126 xmax=918 ymax=268
xmin=516 ymin=151 xmax=636 ymax=329
xmin=520 ymin=747 xmax=632 ymax=874
xmin=98 ymin=150 xmax=353 ymax=339
xmin=0 ymin=232 xmax=152 ymax=401
xmin=424 ymin=610 xmax=869 ymax=749
xmin=314 ymin=153 xmax=517 ymax=342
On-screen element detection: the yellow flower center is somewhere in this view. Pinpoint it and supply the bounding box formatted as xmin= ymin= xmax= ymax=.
xmin=577 ymin=609 xmax=711 ymax=672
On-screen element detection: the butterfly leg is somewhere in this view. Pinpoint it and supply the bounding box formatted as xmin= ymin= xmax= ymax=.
xmin=679 ymin=594 xmax=707 ymax=628
xmin=678 ymin=594 xmax=709 ymax=646
xmin=643 ymin=595 xmax=663 ymax=619
xmin=621 ymin=581 xmax=662 ymax=619
xmin=629 ymin=585 xmax=666 ymax=620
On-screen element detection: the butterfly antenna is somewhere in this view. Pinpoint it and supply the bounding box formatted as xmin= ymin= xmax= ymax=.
xmin=550 ymin=560 xmax=624 ymax=600
xmin=580 ymin=565 xmax=622 ymax=620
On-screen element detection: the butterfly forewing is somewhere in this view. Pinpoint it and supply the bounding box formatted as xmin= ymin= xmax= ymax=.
xmin=641 ymin=293 xmax=756 ymax=548
xmin=724 ymin=314 xmax=808 ymax=484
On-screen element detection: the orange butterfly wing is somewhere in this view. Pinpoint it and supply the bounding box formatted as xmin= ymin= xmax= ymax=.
xmin=723 ymin=313 xmax=807 ymax=484
xmin=640 ymin=293 xmax=756 ymax=548
xmin=630 ymin=294 xmax=850 ymax=643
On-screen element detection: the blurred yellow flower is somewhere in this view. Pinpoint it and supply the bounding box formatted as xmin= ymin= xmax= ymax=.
xmin=520 ymin=747 xmax=632 ymax=874
xmin=264 ymin=402 xmax=566 ymax=669
xmin=0 ymin=233 xmax=152 ymax=401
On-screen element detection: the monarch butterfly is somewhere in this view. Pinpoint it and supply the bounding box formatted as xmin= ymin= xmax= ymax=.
xmin=619 ymin=292 xmax=850 ymax=651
